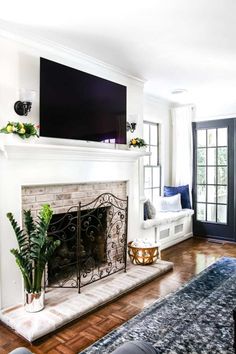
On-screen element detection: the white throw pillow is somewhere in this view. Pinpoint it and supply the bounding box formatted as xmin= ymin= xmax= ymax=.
xmin=159 ymin=193 xmax=182 ymax=212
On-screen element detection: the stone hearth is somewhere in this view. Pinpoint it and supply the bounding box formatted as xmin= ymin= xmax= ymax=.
xmin=0 ymin=260 xmax=173 ymax=342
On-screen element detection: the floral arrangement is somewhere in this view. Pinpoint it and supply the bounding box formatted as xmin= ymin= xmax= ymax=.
xmin=129 ymin=137 xmax=147 ymax=148
xmin=0 ymin=122 xmax=39 ymax=139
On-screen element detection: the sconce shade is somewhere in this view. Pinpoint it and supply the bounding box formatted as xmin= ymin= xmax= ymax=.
xmin=19 ymin=89 xmax=36 ymax=103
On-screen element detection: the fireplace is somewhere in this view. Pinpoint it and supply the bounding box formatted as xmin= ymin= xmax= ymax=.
xmin=21 ymin=182 xmax=128 ymax=292
xmin=0 ymin=137 xmax=144 ymax=309
xmin=22 ymin=181 xmax=127 ymax=290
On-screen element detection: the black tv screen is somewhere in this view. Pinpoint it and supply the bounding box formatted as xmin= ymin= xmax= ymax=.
xmin=40 ymin=58 xmax=127 ymax=144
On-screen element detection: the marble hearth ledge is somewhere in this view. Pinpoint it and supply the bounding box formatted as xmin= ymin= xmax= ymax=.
xmin=0 ymin=141 xmax=150 ymax=161
xmin=0 ymin=260 xmax=173 ymax=342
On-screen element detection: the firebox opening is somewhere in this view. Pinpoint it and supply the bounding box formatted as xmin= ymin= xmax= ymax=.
xmin=47 ymin=207 xmax=108 ymax=287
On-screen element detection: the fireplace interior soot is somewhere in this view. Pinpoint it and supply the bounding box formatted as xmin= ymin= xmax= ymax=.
xmin=47 ymin=207 xmax=107 ymax=287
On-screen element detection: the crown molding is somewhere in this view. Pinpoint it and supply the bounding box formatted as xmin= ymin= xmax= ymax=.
xmin=144 ymin=93 xmax=171 ymax=106
xmin=0 ymin=22 xmax=145 ymax=87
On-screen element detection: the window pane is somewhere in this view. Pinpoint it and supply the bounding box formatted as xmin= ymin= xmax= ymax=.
xmin=144 ymin=124 xmax=149 ymax=144
xmin=153 ymin=188 xmax=160 ymax=208
xmin=207 ymin=167 xmax=216 ymax=184
xmin=144 ymin=168 xmax=152 ymax=188
xmin=153 ymin=167 xmax=161 ymax=187
xmin=207 ymin=148 xmax=216 ymax=165
xmin=207 ymin=204 xmax=216 ymax=222
xmin=217 ymin=147 xmax=227 ymax=166
xmin=197 ymin=130 xmax=206 ymax=147
xmin=218 ymin=128 xmax=227 ymax=146
xmin=150 ymin=125 xmax=157 ymax=145
xmin=197 ymin=185 xmax=206 ymax=202
xmin=197 ymin=148 xmax=206 ymax=165
xmin=143 ymin=145 xmax=150 ymax=166
xmin=207 ymin=185 xmax=216 ymax=203
xmin=143 ymin=122 xmax=160 ymax=207
xmin=218 ymin=167 xmax=227 ymax=185
xmin=144 ymin=188 xmax=152 ymax=201
xmin=197 ymin=203 xmax=206 ymax=221
xmin=217 ymin=186 xmax=227 ymax=204
xmin=150 ymin=146 xmax=158 ymax=165
xmin=197 ymin=167 xmax=206 ymax=184
xmin=207 ymin=129 xmax=216 ymax=147
xmin=217 ymin=205 xmax=227 ymax=224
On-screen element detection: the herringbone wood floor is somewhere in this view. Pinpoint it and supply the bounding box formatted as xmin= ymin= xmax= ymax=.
xmin=1 ymin=237 xmax=236 ymax=353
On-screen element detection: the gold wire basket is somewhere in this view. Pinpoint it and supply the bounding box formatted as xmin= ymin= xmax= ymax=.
xmin=128 ymin=241 xmax=159 ymax=265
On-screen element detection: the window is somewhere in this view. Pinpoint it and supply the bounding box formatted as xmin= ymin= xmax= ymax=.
xmin=196 ymin=127 xmax=228 ymax=224
xmin=143 ymin=121 xmax=161 ymax=206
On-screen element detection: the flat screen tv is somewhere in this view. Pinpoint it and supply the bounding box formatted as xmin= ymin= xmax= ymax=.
xmin=40 ymin=58 xmax=127 ymax=144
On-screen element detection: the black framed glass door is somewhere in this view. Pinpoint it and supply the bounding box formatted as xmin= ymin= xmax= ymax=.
xmin=192 ymin=119 xmax=235 ymax=241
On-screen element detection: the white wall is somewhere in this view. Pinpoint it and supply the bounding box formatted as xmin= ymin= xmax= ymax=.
xmin=0 ymin=33 xmax=145 ymax=308
xmin=0 ymin=34 xmax=144 ymax=140
xmin=143 ymin=94 xmax=171 ymax=187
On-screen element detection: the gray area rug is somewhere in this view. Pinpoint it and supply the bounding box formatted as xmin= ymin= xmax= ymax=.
xmin=81 ymin=257 xmax=236 ymax=354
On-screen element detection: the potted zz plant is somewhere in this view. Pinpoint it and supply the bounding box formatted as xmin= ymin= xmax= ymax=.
xmin=7 ymin=204 xmax=60 ymax=312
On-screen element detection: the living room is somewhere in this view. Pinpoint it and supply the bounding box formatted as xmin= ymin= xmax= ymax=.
xmin=0 ymin=1 xmax=236 ymax=353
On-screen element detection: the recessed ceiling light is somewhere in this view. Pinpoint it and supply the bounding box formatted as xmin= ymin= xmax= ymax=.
xmin=171 ymin=89 xmax=188 ymax=95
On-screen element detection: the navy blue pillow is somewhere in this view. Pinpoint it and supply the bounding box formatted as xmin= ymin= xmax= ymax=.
xmin=164 ymin=185 xmax=191 ymax=209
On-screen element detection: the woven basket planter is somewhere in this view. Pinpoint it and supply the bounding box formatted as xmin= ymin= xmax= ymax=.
xmin=128 ymin=241 xmax=159 ymax=265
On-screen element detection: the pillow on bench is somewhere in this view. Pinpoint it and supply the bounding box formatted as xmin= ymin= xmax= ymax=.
xmin=158 ymin=193 xmax=182 ymax=212
xmin=144 ymin=199 xmax=156 ymax=220
xmin=164 ymin=184 xmax=191 ymax=209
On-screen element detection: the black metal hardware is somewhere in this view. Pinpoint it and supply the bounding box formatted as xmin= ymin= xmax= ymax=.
xmin=46 ymin=193 xmax=128 ymax=293
xmin=126 ymin=122 xmax=136 ymax=133
xmin=14 ymin=101 xmax=32 ymax=116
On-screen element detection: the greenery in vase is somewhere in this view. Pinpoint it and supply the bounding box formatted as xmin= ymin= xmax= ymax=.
xmin=0 ymin=121 xmax=39 ymax=139
xmin=7 ymin=204 xmax=60 ymax=293
xmin=129 ymin=137 xmax=147 ymax=148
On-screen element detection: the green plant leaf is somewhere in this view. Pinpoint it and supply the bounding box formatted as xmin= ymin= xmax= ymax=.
xmin=8 ymin=204 xmax=60 ymax=293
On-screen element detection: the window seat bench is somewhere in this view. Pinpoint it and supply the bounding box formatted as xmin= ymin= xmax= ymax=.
xmin=141 ymin=209 xmax=194 ymax=250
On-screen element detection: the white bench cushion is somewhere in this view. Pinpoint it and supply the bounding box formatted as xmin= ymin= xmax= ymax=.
xmin=142 ymin=209 xmax=194 ymax=229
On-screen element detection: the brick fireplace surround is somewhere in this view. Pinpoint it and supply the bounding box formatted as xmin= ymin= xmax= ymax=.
xmin=22 ymin=181 xmax=127 ymax=217
xmin=23 ymin=181 xmax=128 ymax=291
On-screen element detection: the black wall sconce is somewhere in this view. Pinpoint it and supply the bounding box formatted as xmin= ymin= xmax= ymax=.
xmin=14 ymin=89 xmax=36 ymax=116
xmin=126 ymin=122 xmax=137 ymax=133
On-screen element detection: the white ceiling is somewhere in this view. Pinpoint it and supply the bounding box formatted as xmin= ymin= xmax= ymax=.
xmin=1 ymin=0 xmax=236 ymax=117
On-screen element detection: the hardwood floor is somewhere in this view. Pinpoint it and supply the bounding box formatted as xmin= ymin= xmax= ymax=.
xmin=1 ymin=237 xmax=236 ymax=354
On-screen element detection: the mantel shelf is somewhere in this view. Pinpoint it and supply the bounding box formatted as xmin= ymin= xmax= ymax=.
xmin=0 ymin=142 xmax=150 ymax=162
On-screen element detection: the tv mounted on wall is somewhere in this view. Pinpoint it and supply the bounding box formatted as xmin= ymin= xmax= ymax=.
xmin=40 ymin=58 xmax=127 ymax=144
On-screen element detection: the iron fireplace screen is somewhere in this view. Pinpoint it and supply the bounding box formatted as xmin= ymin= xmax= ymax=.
xmin=46 ymin=193 xmax=128 ymax=292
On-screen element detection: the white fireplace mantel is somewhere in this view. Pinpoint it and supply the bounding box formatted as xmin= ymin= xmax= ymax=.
xmin=0 ymin=142 xmax=150 ymax=162
xmin=0 ymin=139 xmax=148 ymax=309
